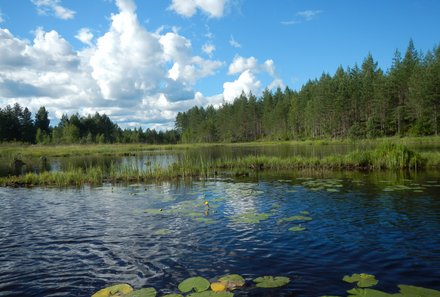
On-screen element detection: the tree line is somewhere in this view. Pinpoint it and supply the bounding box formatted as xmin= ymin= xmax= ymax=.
xmin=0 ymin=105 xmax=179 ymax=144
xmin=175 ymin=40 xmax=440 ymax=142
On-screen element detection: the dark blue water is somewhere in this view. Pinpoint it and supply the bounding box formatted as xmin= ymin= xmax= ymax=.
xmin=0 ymin=175 xmax=439 ymax=297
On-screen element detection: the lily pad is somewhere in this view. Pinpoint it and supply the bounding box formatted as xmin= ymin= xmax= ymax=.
xmin=194 ymin=217 xmax=215 ymax=224
xmin=144 ymin=208 xmax=166 ymax=215
xmin=218 ymin=274 xmax=245 ymax=290
xmin=125 ymin=288 xmax=157 ymax=297
xmin=343 ymin=273 xmax=378 ymax=288
xmin=233 ymin=213 xmax=271 ymax=224
xmin=398 ymin=285 xmax=440 ymax=297
xmin=178 ymin=277 xmax=210 ymax=293
xmin=300 ymin=211 xmax=310 ymax=215
xmin=92 ymin=284 xmax=134 ymax=297
xmin=162 ymin=295 xmax=183 ymax=297
xmin=187 ymin=291 xmax=233 ymax=297
xmin=278 ymin=215 xmax=312 ymax=224
xmin=288 ymin=225 xmax=306 ymax=232
xmin=154 ymin=229 xmax=172 ymax=235
xmin=347 ymin=288 xmax=393 ymax=297
xmin=253 ymin=276 xmax=290 ymax=288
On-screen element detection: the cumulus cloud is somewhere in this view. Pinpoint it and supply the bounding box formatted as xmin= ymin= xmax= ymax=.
xmin=169 ymin=0 xmax=228 ymax=18
xmin=223 ymin=55 xmax=284 ymax=102
xmin=31 ymin=0 xmax=76 ymax=20
xmin=75 ymin=28 xmax=94 ymax=46
xmin=1 ymin=0 xmax=223 ymax=129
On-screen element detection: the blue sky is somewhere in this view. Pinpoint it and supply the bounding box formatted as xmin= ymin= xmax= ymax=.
xmin=0 ymin=0 xmax=439 ymax=129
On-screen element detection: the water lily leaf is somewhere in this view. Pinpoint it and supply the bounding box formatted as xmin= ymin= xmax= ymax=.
xmin=347 ymin=288 xmax=394 ymax=297
xmin=178 ymin=277 xmax=210 ymax=293
xmin=162 ymin=294 xmax=183 ymax=297
xmin=218 ymin=274 xmax=245 ymax=290
xmin=398 ymin=285 xmax=440 ymax=297
xmin=92 ymin=284 xmax=133 ymax=297
xmin=300 ymin=211 xmax=310 ymax=215
xmin=194 ymin=217 xmax=215 ymax=224
xmin=211 ymin=282 xmax=226 ymax=292
xmin=343 ymin=273 xmax=378 ymax=288
xmin=253 ymin=276 xmax=290 ymax=288
xmin=288 ymin=225 xmax=306 ymax=232
xmin=125 ymin=288 xmax=157 ymax=297
xmin=187 ymin=291 xmax=233 ymax=297
xmin=154 ymin=229 xmax=172 ymax=235
xmin=277 ymin=215 xmax=312 ymax=224
xmin=144 ymin=209 xmax=166 ymax=215
xmin=233 ymin=213 xmax=271 ymax=224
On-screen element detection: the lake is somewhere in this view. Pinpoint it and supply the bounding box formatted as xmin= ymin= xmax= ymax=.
xmin=1 ymin=170 xmax=439 ymax=297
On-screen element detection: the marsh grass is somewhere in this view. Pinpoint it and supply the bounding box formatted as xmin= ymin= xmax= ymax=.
xmin=1 ymin=140 xmax=439 ymax=187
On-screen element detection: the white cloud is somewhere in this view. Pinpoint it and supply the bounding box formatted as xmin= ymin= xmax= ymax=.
xmin=223 ymin=56 xmax=284 ymax=103
xmin=169 ymin=0 xmax=228 ymax=18
xmin=31 ymin=0 xmax=76 ymax=20
xmin=1 ymin=0 xmax=223 ymax=129
xmin=282 ymin=9 xmax=323 ymax=25
xmin=202 ymin=42 xmax=215 ymax=57
xmin=223 ymin=70 xmax=260 ymax=103
xmin=228 ymin=56 xmax=258 ymax=75
xmin=297 ymin=10 xmax=323 ymax=21
xmin=75 ymin=28 xmax=94 ymax=46
xmin=229 ymin=35 xmax=241 ymax=48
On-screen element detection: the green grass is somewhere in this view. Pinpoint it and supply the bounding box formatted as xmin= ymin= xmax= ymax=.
xmin=1 ymin=139 xmax=439 ymax=187
xmin=1 ymin=136 xmax=439 ymax=158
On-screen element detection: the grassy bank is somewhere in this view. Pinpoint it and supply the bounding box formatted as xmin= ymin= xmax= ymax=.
xmin=1 ymin=136 xmax=439 ymax=158
xmin=1 ymin=143 xmax=439 ymax=187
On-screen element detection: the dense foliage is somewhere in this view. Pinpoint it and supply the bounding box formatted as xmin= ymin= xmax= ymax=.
xmin=0 ymin=105 xmax=179 ymax=144
xmin=176 ymin=41 xmax=440 ymax=142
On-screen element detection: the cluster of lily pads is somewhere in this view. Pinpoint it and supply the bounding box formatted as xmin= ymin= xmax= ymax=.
xmin=277 ymin=211 xmax=312 ymax=232
xmin=321 ymin=273 xmax=440 ymax=297
xmin=299 ymin=178 xmax=344 ymax=193
xmin=91 ymin=274 xmax=290 ymax=297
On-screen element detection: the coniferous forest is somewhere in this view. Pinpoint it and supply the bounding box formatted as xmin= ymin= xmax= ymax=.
xmin=0 ymin=105 xmax=179 ymax=144
xmin=1 ymin=41 xmax=439 ymax=145
xmin=176 ymin=41 xmax=440 ymax=143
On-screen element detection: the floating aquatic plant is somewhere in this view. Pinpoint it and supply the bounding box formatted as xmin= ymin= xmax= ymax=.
xmin=398 ymin=285 xmax=440 ymax=297
xmin=154 ymin=229 xmax=172 ymax=235
xmin=178 ymin=277 xmax=210 ymax=293
xmin=277 ymin=215 xmax=312 ymax=224
xmin=253 ymin=276 xmax=290 ymax=288
xmin=288 ymin=225 xmax=306 ymax=232
xmin=92 ymin=284 xmax=133 ymax=297
xmin=187 ymin=291 xmax=233 ymax=297
xmin=143 ymin=208 xmax=166 ymax=215
xmin=218 ymin=274 xmax=245 ymax=290
xmin=343 ymin=273 xmax=378 ymax=288
xmin=347 ymin=288 xmax=392 ymax=297
xmin=194 ymin=217 xmax=215 ymax=224
xmin=210 ymin=282 xmax=226 ymax=292
xmin=162 ymin=294 xmax=183 ymax=297
xmin=125 ymin=288 xmax=157 ymax=297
